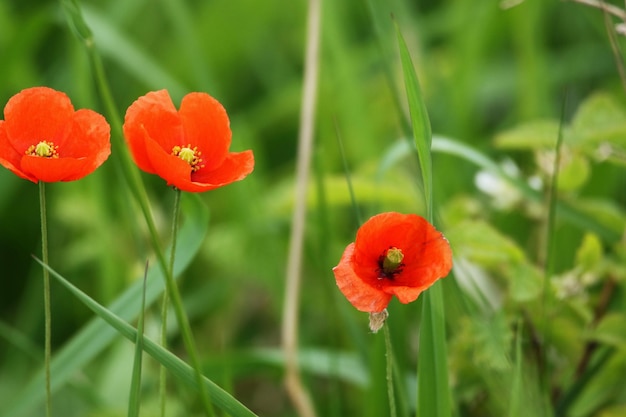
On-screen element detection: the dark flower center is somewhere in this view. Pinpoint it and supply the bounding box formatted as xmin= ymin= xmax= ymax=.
xmin=378 ymin=246 xmax=404 ymax=280
xmin=26 ymin=141 xmax=59 ymax=158
xmin=172 ymin=144 xmax=204 ymax=172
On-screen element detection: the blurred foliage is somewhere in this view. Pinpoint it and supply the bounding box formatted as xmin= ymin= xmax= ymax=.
xmin=1 ymin=0 xmax=625 ymax=416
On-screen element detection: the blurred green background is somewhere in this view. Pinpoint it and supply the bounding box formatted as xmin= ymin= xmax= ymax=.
xmin=1 ymin=0 xmax=625 ymax=416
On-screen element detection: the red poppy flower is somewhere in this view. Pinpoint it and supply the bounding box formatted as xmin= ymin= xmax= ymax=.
xmin=123 ymin=90 xmax=254 ymax=193
xmin=0 ymin=86 xmax=111 ymax=183
xmin=333 ymin=212 xmax=453 ymax=313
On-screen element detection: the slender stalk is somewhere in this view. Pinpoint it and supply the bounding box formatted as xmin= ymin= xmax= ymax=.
xmin=38 ymin=181 xmax=52 ymax=417
xmin=281 ymin=0 xmax=321 ymax=416
xmin=383 ymin=325 xmax=397 ymax=417
xmin=61 ymin=4 xmax=214 ymax=414
xmin=159 ymin=289 xmax=169 ymax=417
xmin=89 ymin=29 xmax=215 ymax=417
xmin=128 ymin=261 xmax=149 ymax=417
xmin=168 ymin=189 xmax=215 ymax=416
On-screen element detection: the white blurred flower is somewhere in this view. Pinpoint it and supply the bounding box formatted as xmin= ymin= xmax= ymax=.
xmin=474 ymin=159 xmax=523 ymax=210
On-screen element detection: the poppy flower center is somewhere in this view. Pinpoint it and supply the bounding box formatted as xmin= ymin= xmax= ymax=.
xmin=172 ymin=144 xmax=204 ymax=172
xmin=378 ymin=247 xmax=404 ymax=280
xmin=26 ymin=141 xmax=59 ymax=158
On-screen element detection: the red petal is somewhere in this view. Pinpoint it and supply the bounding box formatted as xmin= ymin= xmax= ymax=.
xmin=333 ymin=243 xmax=392 ymax=312
xmin=0 ymin=121 xmax=37 ymax=182
xmin=383 ymin=286 xmax=424 ymax=304
xmin=3 ymin=87 xmax=74 ymax=152
xmin=21 ymin=156 xmax=91 ymax=183
xmin=123 ymin=90 xmax=183 ymax=173
xmin=140 ymin=128 xmax=193 ymax=187
xmin=179 ymin=92 xmax=231 ymax=171
xmin=191 ymin=150 xmax=254 ymax=186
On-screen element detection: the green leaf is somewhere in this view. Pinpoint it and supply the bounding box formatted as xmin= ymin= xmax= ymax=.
xmin=575 ymin=233 xmax=603 ymax=271
xmin=508 ymin=262 xmax=542 ymax=302
xmin=556 ymin=151 xmax=590 ymax=191
xmin=445 ymin=220 xmax=526 ymax=267
xmin=2 ymin=194 xmax=209 ymax=417
xmin=394 ymin=21 xmax=450 ymax=417
xmin=34 ymin=258 xmax=258 ymax=417
xmin=571 ymin=92 xmax=626 ymax=147
xmin=494 ymin=120 xmax=564 ymax=150
xmin=432 ymin=136 xmax=623 ymax=243
xmin=586 ymin=313 xmax=626 ymax=347
xmin=394 ymin=20 xmax=432 ymax=219
xmin=469 ymin=313 xmax=512 ymax=371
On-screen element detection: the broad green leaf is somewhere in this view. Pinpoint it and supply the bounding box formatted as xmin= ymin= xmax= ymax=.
xmin=35 ymin=258 xmax=258 ymax=417
xmin=432 ymin=136 xmax=622 ymax=243
xmin=508 ymin=262 xmax=542 ymax=302
xmin=556 ymin=151 xmax=589 ymax=191
xmin=571 ymin=198 xmax=626 ymax=238
xmin=571 ymin=92 xmax=626 ymax=147
xmin=495 ymin=120 xmax=564 ymax=150
xmin=468 ymin=313 xmax=512 ymax=371
xmin=2 ymin=193 xmax=208 ymax=417
xmin=575 ymin=233 xmax=603 ymax=271
xmin=445 ymin=220 xmax=526 ymax=267
xmin=586 ymin=313 xmax=626 ymax=347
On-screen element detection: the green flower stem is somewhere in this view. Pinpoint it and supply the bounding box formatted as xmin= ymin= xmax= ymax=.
xmin=76 ymin=20 xmax=214 ymax=417
xmin=383 ymin=324 xmax=397 ymax=417
xmin=38 ymin=181 xmax=51 ymax=417
xmin=168 ymin=189 xmax=215 ymax=417
xmin=159 ymin=289 xmax=168 ymax=417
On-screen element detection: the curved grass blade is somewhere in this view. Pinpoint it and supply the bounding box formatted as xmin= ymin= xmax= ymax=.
xmin=2 ymin=193 xmax=208 ymax=417
xmin=33 ymin=259 xmax=259 ymax=417
xmin=128 ymin=261 xmax=149 ymax=417
xmin=394 ymin=21 xmax=451 ymax=417
xmin=394 ymin=20 xmax=432 ymax=220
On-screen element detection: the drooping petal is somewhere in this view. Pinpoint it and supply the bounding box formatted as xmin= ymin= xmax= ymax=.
xmin=191 ymin=150 xmax=254 ymax=186
xmin=3 ymin=87 xmax=74 ymax=152
xmin=123 ymin=90 xmax=183 ymax=173
xmin=333 ymin=243 xmax=392 ymax=313
xmin=0 ymin=121 xmax=36 ymax=182
xmin=179 ymin=92 xmax=231 ymax=171
xmin=383 ymin=285 xmax=424 ymax=304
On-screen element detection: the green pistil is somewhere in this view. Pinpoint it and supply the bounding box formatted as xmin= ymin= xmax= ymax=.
xmin=382 ymin=247 xmax=404 ymax=275
xmin=26 ymin=141 xmax=59 ymax=158
xmin=172 ymin=144 xmax=204 ymax=172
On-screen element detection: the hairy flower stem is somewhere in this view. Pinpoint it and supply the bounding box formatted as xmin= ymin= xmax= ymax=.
xmin=384 ymin=324 xmax=397 ymax=417
xmin=168 ymin=189 xmax=215 ymax=417
xmin=39 ymin=181 xmax=52 ymax=417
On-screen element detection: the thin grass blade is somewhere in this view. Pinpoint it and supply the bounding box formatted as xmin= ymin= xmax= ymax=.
xmin=35 ymin=259 xmax=259 ymax=417
xmin=394 ymin=20 xmax=432 ymax=219
xmin=2 ymin=194 xmax=208 ymax=417
xmin=394 ymin=21 xmax=451 ymax=417
xmin=128 ymin=261 xmax=149 ymax=417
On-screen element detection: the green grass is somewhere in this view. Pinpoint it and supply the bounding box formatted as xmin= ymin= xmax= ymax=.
xmin=1 ymin=0 xmax=626 ymax=416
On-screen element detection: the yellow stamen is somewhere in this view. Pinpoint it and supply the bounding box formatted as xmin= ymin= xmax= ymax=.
xmin=26 ymin=141 xmax=59 ymax=158
xmin=172 ymin=144 xmax=204 ymax=172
